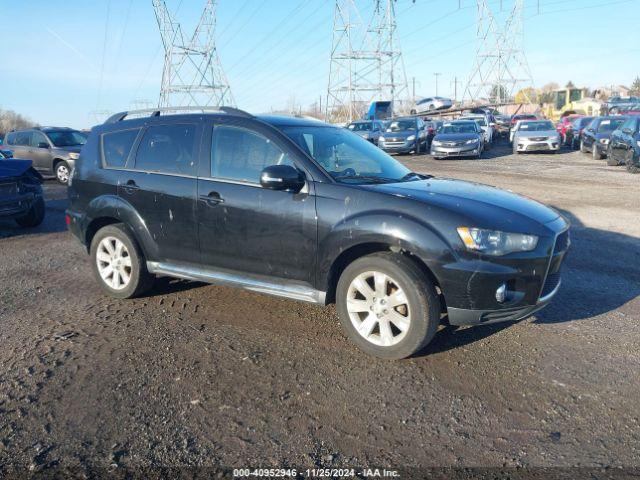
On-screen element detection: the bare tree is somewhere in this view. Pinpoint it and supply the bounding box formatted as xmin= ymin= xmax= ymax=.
xmin=0 ymin=109 xmax=38 ymax=138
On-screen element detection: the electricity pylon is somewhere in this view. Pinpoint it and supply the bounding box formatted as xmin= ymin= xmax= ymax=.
xmin=326 ymin=0 xmax=409 ymax=123
xmin=463 ymin=0 xmax=534 ymax=105
xmin=153 ymin=0 xmax=235 ymax=108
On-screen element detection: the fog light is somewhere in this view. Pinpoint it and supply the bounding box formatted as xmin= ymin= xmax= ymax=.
xmin=496 ymin=283 xmax=507 ymax=303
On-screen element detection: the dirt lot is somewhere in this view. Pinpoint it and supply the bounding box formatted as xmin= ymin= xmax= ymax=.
xmin=1 ymin=142 xmax=639 ymax=478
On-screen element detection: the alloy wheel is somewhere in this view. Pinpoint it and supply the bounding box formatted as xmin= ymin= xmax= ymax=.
xmin=96 ymin=236 xmax=133 ymax=291
xmin=56 ymin=164 xmax=70 ymax=183
xmin=346 ymin=271 xmax=411 ymax=347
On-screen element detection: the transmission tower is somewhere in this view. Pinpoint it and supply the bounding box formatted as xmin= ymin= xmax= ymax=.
xmin=153 ymin=0 xmax=235 ymax=108
xmin=463 ymin=0 xmax=534 ymax=105
xmin=326 ymin=0 xmax=409 ymax=123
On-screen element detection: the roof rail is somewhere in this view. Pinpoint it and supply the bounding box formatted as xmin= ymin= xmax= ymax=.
xmin=103 ymin=106 xmax=253 ymax=124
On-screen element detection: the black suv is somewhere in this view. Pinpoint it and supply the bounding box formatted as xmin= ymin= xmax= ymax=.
xmin=607 ymin=115 xmax=640 ymax=172
xmin=3 ymin=127 xmax=87 ymax=184
xmin=67 ymin=107 xmax=569 ymax=359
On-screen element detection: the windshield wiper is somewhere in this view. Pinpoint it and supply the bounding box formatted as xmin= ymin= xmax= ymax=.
xmin=400 ymin=172 xmax=431 ymax=182
xmin=335 ymin=175 xmax=398 ymax=184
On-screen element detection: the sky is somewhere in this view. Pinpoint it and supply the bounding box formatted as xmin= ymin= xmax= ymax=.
xmin=0 ymin=0 xmax=638 ymax=129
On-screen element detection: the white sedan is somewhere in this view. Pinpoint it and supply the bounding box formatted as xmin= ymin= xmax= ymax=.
xmin=411 ymin=96 xmax=453 ymax=114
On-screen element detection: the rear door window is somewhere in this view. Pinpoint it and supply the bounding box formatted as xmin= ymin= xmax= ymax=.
xmin=134 ymin=124 xmax=197 ymax=176
xmin=102 ymin=129 xmax=140 ymax=168
xmin=15 ymin=132 xmax=31 ymax=146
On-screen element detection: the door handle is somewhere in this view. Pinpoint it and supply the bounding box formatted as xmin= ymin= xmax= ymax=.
xmin=122 ymin=180 xmax=139 ymax=194
xmin=200 ymin=191 xmax=224 ymax=206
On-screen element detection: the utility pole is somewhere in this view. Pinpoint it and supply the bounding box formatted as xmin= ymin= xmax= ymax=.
xmin=463 ymin=0 xmax=533 ymax=105
xmin=450 ymin=76 xmax=462 ymax=102
xmin=433 ymin=72 xmax=442 ymax=96
xmin=326 ymin=0 xmax=409 ymax=123
xmin=153 ymin=0 xmax=235 ymax=108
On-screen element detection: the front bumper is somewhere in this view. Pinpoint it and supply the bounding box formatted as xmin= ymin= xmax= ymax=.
xmin=431 ymin=143 xmax=480 ymax=157
xmin=441 ymin=218 xmax=570 ymax=326
xmin=379 ymin=140 xmax=416 ymax=154
xmin=0 ymin=191 xmax=37 ymax=219
xmin=515 ymin=138 xmax=560 ymax=152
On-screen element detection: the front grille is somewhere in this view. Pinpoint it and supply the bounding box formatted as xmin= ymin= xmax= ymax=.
xmin=442 ymin=141 xmax=466 ymax=147
xmin=529 ymin=136 xmax=548 ymax=141
xmin=540 ymin=271 xmax=561 ymax=298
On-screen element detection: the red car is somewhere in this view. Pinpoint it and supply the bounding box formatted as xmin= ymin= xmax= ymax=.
xmin=510 ymin=114 xmax=537 ymax=128
xmin=556 ymin=114 xmax=583 ymax=143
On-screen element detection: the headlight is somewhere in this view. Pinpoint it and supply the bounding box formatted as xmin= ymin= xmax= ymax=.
xmin=378 ymin=136 xmax=386 ymax=142
xmin=68 ymin=152 xmax=80 ymax=160
xmin=407 ymin=135 xmax=415 ymax=142
xmin=432 ymin=140 xmax=442 ymax=147
xmin=599 ymin=138 xmax=610 ymax=145
xmin=465 ymin=139 xmax=479 ymax=145
xmin=457 ymin=227 xmax=539 ymax=256
xmin=636 ymin=140 xmax=640 ymax=148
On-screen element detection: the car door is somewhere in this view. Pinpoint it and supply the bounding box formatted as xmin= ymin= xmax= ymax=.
xmin=10 ymin=131 xmax=32 ymax=162
xmin=119 ymin=122 xmax=201 ymax=264
xmin=197 ymin=119 xmax=317 ymax=284
xmin=29 ymin=131 xmax=53 ymax=172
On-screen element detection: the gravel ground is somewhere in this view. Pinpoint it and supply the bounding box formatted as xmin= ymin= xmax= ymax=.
xmin=0 ymin=141 xmax=639 ymax=478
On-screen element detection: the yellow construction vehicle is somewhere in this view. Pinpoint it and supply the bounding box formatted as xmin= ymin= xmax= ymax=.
xmin=544 ymin=87 xmax=602 ymax=121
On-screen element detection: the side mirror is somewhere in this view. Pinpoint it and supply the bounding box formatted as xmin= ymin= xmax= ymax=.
xmin=587 ymin=128 xmax=595 ymax=133
xmin=260 ymin=164 xmax=305 ymax=192
xmin=38 ymin=142 xmax=49 ymax=149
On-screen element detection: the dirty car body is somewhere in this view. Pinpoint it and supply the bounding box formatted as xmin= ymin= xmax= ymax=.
xmin=0 ymin=159 xmax=45 ymax=226
xmin=67 ymin=109 xmax=569 ymax=358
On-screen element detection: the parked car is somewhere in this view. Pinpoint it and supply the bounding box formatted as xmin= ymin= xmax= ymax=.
xmin=0 ymin=159 xmax=45 ymax=227
xmin=607 ymin=115 xmax=640 ymax=172
xmin=556 ymin=114 xmax=583 ymax=144
xmin=430 ymin=120 xmax=484 ymax=159
xmin=460 ymin=113 xmax=494 ymax=148
xmin=607 ymin=96 xmax=640 ymax=114
xmin=510 ymin=113 xmax=537 ymax=129
xmin=566 ymin=116 xmax=594 ymax=149
xmin=512 ymin=120 xmax=561 ymax=154
xmin=579 ymin=116 xmax=627 ymax=160
xmin=346 ymin=120 xmax=385 ymax=145
xmin=410 ymin=96 xmax=453 ymax=114
xmin=0 ymin=148 xmax=13 ymax=158
xmin=494 ymin=114 xmax=512 ymax=136
xmin=66 ymin=107 xmax=569 ymax=359
xmin=378 ymin=117 xmax=428 ymax=154
xmin=3 ymin=127 xmax=87 ymax=184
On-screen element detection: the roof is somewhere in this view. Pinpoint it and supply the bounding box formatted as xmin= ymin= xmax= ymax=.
xmin=256 ymin=115 xmax=329 ymax=128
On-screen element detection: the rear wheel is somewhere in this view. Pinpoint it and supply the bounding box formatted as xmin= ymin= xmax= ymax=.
xmin=90 ymin=224 xmax=154 ymax=299
xmin=579 ymin=140 xmax=588 ymax=153
xmin=15 ymin=197 xmax=45 ymax=228
xmin=336 ymin=252 xmax=440 ymax=360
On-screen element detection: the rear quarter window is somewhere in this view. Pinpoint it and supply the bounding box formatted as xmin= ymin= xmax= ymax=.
xmin=102 ymin=129 xmax=140 ymax=168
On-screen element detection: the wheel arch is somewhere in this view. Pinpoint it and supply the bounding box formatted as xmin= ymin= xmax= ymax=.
xmin=323 ymin=241 xmax=447 ymax=315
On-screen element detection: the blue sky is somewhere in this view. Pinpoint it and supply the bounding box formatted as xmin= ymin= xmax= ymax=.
xmin=0 ymin=0 xmax=638 ymax=129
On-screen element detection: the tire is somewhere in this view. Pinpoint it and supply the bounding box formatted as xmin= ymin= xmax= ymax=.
xmin=15 ymin=196 xmax=45 ymax=228
xmin=90 ymin=223 xmax=154 ymax=299
xmin=593 ymin=145 xmax=604 ymax=160
xmin=336 ymin=252 xmax=440 ymax=360
xmin=626 ymin=155 xmax=640 ymax=174
xmin=579 ymin=140 xmax=587 ymax=154
xmin=54 ymin=160 xmax=70 ymax=184
xmin=606 ymin=155 xmax=619 ymax=166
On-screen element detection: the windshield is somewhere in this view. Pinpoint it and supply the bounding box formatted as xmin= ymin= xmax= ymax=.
xmin=347 ymin=122 xmax=372 ymax=132
xmin=597 ymin=118 xmax=625 ymax=133
xmin=468 ymin=117 xmax=487 ymax=126
xmin=386 ymin=120 xmax=415 ymax=132
xmin=46 ymin=130 xmax=86 ymax=147
xmin=519 ymin=121 xmax=554 ymax=131
xmin=282 ymin=126 xmax=414 ymax=184
xmin=440 ymin=123 xmax=477 ymax=134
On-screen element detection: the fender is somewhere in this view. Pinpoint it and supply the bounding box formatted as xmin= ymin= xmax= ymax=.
xmin=83 ymin=195 xmax=160 ymax=261
xmin=316 ymin=209 xmax=458 ymax=290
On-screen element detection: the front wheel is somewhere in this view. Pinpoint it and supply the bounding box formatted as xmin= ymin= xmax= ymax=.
xmin=579 ymin=140 xmax=588 ymax=154
xmin=593 ymin=145 xmax=604 ymax=160
xmin=90 ymin=224 xmax=155 ymax=299
xmin=626 ymin=154 xmax=640 ymax=174
xmin=336 ymin=252 xmax=440 ymax=360
xmin=54 ymin=161 xmax=71 ymax=184
xmin=15 ymin=197 xmax=45 ymax=228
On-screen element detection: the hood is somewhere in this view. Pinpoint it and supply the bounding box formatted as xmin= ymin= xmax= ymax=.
xmin=515 ymin=129 xmax=558 ymax=138
xmin=54 ymin=145 xmax=83 ymax=154
xmin=0 ymin=159 xmax=35 ymax=179
xmin=363 ymin=178 xmax=560 ymax=233
xmin=595 ymin=132 xmax=614 ymax=140
xmin=433 ymin=133 xmax=479 ymax=142
xmin=354 ymin=131 xmax=372 ymax=138
xmin=382 ymin=130 xmax=415 ymax=139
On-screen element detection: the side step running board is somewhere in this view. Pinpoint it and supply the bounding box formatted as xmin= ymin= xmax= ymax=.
xmin=147 ymin=261 xmax=326 ymax=305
